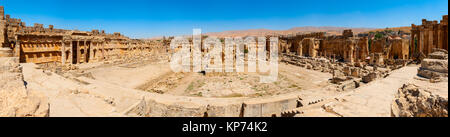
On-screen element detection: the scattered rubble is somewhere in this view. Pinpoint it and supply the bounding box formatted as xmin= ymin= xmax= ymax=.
xmin=391 ymin=84 xmax=448 ymax=117
xmin=418 ymin=49 xmax=448 ymax=81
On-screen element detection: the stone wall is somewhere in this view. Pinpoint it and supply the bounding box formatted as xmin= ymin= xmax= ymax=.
xmin=389 ymin=38 xmax=410 ymax=59
xmin=279 ymin=32 xmax=325 ymax=55
xmin=0 ymin=5 xmax=167 ymax=65
xmin=370 ymin=37 xmax=410 ymax=60
xmin=319 ymin=32 xmax=368 ymax=63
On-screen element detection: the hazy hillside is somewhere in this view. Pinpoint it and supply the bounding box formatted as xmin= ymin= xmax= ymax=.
xmin=146 ymin=26 xmax=378 ymax=39
xmin=204 ymin=26 xmax=377 ymax=38
xmin=365 ymin=26 xmax=412 ymax=33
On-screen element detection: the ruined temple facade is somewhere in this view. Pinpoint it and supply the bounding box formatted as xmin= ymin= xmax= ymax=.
xmin=411 ymin=15 xmax=448 ymax=58
xmin=389 ymin=38 xmax=410 ymax=60
xmin=319 ymin=30 xmax=369 ymax=63
xmin=280 ymin=30 xmax=369 ymax=64
xmin=279 ymin=32 xmax=325 ymax=56
xmin=370 ymin=37 xmax=410 ymax=60
xmin=0 ymin=6 xmax=166 ymax=64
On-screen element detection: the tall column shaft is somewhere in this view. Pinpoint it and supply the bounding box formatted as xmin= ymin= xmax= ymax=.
xmin=70 ymin=41 xmax=73 ymax=64
xmin=420 ymin=31 xmax=424 ymax=54
xmin=62 ymin=41 xmax=66 ymax=65
xmin=15 ymin=41 xmax=20 ymax=58
xmin=429 ymin=30 xmax=434 ymax=55
xmin=89 ymin=41 xmax=94 ymax=62
xmin=77 ymin=41 xmax=81 ymax=64
xmin=410 ymin=32 xmax=415 ymax=55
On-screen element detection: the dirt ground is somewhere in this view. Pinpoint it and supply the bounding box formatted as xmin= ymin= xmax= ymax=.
xmin=80 ymin=61 xmax=334 ymax=98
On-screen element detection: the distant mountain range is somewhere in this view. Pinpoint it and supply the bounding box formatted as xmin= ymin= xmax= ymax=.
xmin=366 ymin=26 xmax=412 ymax=33
xmin=204 ymin=26 xmax=376 ymax=38
xmin=146 ymin=26 xmax=411 ymax=39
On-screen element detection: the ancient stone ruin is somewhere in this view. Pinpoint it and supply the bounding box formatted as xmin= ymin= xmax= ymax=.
xmin=0 ymin=57 xmax=49 ymax=116
xmin=391 ymin=49 xmax=448 ymax=117
xmin=0 ymin=6 xmax=167 ymax=65
xmin=411 ymin=15 xmax=448 ymax=59
xmin=418 ymin=48 xmax=448 ymax=81
xmin=0 ymin=5 xmax=447 ymax=117
xmin=391 ymin=84 xmax=448 ymax=117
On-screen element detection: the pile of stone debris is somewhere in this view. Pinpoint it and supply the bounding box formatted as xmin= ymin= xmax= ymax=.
xmin=391 ymin=49 xmax=448 ymax=117
xmin=391 ymin=84 xmax=448 ymax=117
xmin=418 ymin=48 xmax=448 ymax=82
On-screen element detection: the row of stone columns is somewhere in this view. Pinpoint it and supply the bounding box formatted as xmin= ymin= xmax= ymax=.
xmin=60 ymin=40 xmax=164 ymax=65
xmin=61 ymin=40 xmax=93 ymax=65
xmin=411 ymin=21 xmax=448 ymax=57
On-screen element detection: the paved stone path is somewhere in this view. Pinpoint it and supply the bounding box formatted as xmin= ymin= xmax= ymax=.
xmin=298 ymin=65 xmax=419 ymax=117
xmin=328 ymin=65 xmax=419 ymax=117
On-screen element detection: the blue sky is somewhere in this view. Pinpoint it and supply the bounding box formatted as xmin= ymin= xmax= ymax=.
xmin=1 ymin=0 xmax=448 ymax=38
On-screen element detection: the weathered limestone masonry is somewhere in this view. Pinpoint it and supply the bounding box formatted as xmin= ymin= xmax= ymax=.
xmin=280 ymin=30 xmax=370 ymax=64
xmin=279 ymin=32 xmax=325 ymax=56
xmin=369 ymin=37 xmax=410 ymax=64
xmin=389 ymin=38 xmax=410 ymax=60
xmin=418 ymin=48 xmax=448 ymax=81
xmin=0 ymin=57 xmax=49 ymax=117
xmin=280 ymin=29 xmax=412 ymax=89
xmin=0 ymin=6 xmax=166 ymax=65
xmin=391 ymin=49 xmax=448 ymax=117
xmin=320 ymin=30 xmax=369 ymax=63
xmin=411 ymin=15 xmax=448 ymax=59
xmin=391 ymin=84 xmax=448 ymax=117
xmin=0 ymin=6 xmax=12 ymax=57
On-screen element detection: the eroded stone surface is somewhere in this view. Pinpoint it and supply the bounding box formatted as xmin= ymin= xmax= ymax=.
xmin=391 ymin=84 xmax=448 ymax=117
xmin=0 ymin=57 xmax=49 ymax=117
xmin=418 ymin=49 xmax=448 ymax=80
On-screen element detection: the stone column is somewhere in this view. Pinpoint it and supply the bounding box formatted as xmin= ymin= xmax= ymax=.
xmin=84 ymin=40 xmax=88 ymax=63
xmin=89 ymin=41 xmax=94 ymax=62
xmin=410 ymin=31 xmax=415 ymax=55
xmin=69 ymin=41 xmax=73 ymax=64
xmin=102 ymin=42 xmax=106 ymax=60
xmin=420 ymin=30 xmax=424 ymax=54
xmin=77 ymin=41 xmax=81 ymax=64
xmin=95 ymin=42 xmax=99 ymax=60
xmin=15 ymin=40 xmax=20 ymax=58
xmin=61 ymin=41 xmax=66 ymax=65
xmin=429 ymin=29 xmax=434 ymax=55
xmin=437 ymin=26 xmax=443 ymax=49
xmin=297 ymin=41 xmax=303 ymax=57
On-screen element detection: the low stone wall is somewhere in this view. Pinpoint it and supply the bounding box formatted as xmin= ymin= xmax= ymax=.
xmin=123 ymin=91 xmax=302 ymax=117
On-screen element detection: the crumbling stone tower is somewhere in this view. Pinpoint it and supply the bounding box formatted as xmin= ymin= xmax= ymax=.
xmin=0 ymin=6 xmax=6 ymax=47
xmin=0 ymin=6 xmax=12 ymax=57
